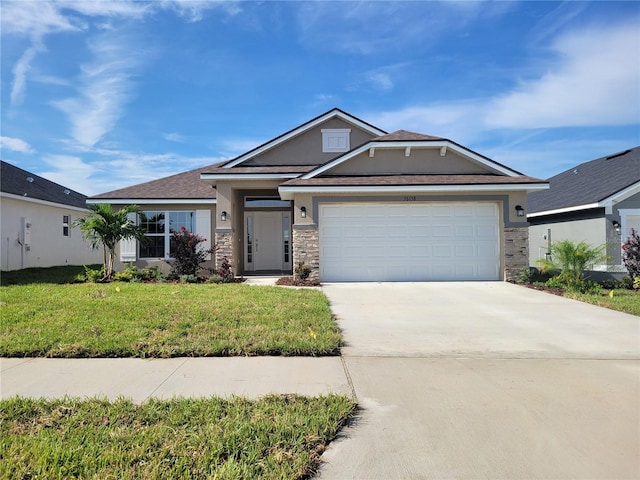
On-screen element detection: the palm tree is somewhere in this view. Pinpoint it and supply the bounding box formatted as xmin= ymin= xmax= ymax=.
xmin=73 ymin=204 xmax=147 ymax=280
xmin=537 ymin=240 xmax=609 ymax=285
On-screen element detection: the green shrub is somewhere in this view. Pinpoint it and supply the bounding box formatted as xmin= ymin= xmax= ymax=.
xmin=179 ymin=274 xmax=198 ymax=284
xmin=206 ymin=274 xmax=222 ymax=284
xmin=537 ymin=240 xmax=608 ymax=290
xmin=545 ymin=271 xmax=601 ymax=294
xmin=295 ymin=261 xmax=311 ymax=282
xmin=517 ymin=267 xmax=553 ymax=284
xmin=83 ymin=265 xmax=106 ymax=283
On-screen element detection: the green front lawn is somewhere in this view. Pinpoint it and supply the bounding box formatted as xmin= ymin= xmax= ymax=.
xmin=565 ymin=288 xmax=640 ymax=316
xmin=0 ymin=395 xmax=356 ymax=479
xmin=0 ymin=282 xmax=341 ymax=357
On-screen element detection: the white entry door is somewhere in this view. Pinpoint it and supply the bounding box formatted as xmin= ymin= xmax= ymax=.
xmin=245 ymin=211 xmax=291 ymax=271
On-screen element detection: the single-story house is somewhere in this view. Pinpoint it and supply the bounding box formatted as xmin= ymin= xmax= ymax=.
xmin=528 ymin=146 xmax=640 ymax=271
xmin=1 ymin=160 xmax=102 ymax=271
xmin=90 ymin=108 xmax=547 ymax=282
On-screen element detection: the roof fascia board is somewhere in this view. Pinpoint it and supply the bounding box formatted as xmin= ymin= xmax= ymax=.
xmin=200 ymin=173 xmax=300 ymax=181
xmin=223 ymin=109 xmax=386 ymax=168
xmin=1 ymin=192 xmax=90 ymax=212
xmin=599 ymin=180 xmax=640 ymax=207
xmin=87 ymin=198 xmax=216 ymax=205
xmin=302 ymin=140 xmax=519 ymax=179
xmin=279 ymin=183 xmax=548 ymax=199
xmin=527 ymin=203 xmax=601 ymax=218
xmin=528 ymin=181 xmax=640 ymax=218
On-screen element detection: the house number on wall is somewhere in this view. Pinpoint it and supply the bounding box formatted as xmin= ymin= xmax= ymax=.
xmin=403 ymin=196 xmax=417 ymax=201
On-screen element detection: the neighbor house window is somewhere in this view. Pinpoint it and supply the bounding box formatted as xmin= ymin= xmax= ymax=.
xmin=63 ymin=215 xmax=70 ymax=236
xmin=139 ymin=211 xmax=194 ymax=258
xmin=322 ymin=129 xmax=350 ymax=153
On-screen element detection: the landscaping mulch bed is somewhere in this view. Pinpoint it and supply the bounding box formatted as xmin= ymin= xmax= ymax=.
xmin=276 ymin=277 xmax=321 ymax=287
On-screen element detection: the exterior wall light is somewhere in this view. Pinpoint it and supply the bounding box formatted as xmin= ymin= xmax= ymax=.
xmin=300 ymin=206 xmax=307 ymax=218
xmin=612 ymin=220 xmax=621 ymax=234
xmin=515 ymin=205 xmax=525 ymax=217
xmin=220 ymin=211 xmax=227 ymax=221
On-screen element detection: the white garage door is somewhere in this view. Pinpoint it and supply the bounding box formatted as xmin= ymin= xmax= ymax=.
xmin=319 ymin=202 xmax=500 ymax=282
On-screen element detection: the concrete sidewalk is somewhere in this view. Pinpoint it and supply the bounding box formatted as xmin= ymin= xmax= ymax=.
xmin=0 ymin=357 xmax=353 ymax=402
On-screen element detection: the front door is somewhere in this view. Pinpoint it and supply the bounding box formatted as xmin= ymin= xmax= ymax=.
xmin=244 ymin=211 xmax=291 ymax=272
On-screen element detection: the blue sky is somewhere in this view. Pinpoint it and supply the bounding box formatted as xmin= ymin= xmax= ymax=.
xmin=1 ymin=1 xmax=639 ymax=196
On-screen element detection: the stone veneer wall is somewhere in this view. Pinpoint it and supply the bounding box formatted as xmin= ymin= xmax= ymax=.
xmin=293 ymin=225 xmax=320 ymax=281
xmin=504 ymin=226 xmax=528 ymax=281
xmin=215 ymin=229 xmax=234 ymax=271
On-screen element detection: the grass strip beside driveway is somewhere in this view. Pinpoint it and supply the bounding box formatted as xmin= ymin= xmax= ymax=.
xmin=0 ymin=283 xmax=341 ymax=357
xmin=1 ymin=395 xmax=356 ymax=480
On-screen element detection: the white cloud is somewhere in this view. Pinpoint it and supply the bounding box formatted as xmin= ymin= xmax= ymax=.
xmin=10 ymin=43 xmax=45 ymax=106
xmin=40 ymin=154 xmax=97 ymax=195
xmin=159 ymin=0 xmax=242 ymax=22
xmin=486 ymin=22 xmax=640 ymax=129
xmin=0 ymin=1 xmax=83 ymax=37
xmin=51 ymin=33 xmax=144 ymax=147
xmin=0 ymin=136 xmax=35 ymax=154
xmin=368 ymin=21 xmax=640 ymax=140
xmin=163 ymin=132 xmax=187 ymax=143
xmin=367 ymin=101 xmax=486 ymax=141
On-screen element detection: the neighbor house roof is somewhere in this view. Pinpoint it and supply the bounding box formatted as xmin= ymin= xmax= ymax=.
xmin=528 ymin=146 xmax=640 ymax=216
xmin=1 ymin=160 xmax=88 ymax=209
xmin=89 ymin=163 xmax=220 ymax=203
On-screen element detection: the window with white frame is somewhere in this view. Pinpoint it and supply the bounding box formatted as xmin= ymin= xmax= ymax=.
xmin=322 ymin=128 xmax=351 ymax=153
xmin=139 ymin=211 xmax=195 ymax=259
xmin=63 ymin=215 xmax=70 ymax=237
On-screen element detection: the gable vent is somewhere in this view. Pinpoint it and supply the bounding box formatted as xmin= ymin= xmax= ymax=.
xmin=606 ymin=149 xmax=631 ymax=160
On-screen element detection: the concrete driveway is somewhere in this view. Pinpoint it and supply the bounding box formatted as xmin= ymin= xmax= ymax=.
xmin=318 ymin=282 xmax=640 ymax=480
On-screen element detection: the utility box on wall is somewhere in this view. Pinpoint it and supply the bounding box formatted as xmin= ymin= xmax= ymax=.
xmin=22 ymin=217 xmax=32 ymax=247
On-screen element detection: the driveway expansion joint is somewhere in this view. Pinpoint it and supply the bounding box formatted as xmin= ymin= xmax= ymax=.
xmin=339 ymin=355 xmax=357 ymax=401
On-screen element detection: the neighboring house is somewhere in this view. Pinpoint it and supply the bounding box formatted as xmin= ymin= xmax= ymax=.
xmin=90 ymin=108 xmax=547 ymax=282
xmin=1 ymin=161 xmax=102 ymax=271
xmin=528 ymin=146 xmax=640 ymax=272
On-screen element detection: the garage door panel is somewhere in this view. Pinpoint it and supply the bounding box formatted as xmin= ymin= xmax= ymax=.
xmin=319 ymin=202 xmax=500 ymax=282
xmin=455 ymin=225 xmax=474 ymax=237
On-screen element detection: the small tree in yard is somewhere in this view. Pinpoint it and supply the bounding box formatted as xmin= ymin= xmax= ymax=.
xmin=73 ymin=204 xmax=147 ymax=280
xmin=537 ymin=240 xmax=608 ymax=292
xmin=622 ymin=228 xmax=640 ymax=286
xmin=167 ymin=226 xmax=215 ymax=278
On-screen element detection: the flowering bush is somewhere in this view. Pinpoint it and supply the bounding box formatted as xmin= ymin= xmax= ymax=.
xmin=167 ymin=226 xmax=215 ymax=278
xmin=622 ymin=228 xmax=640 ymax=284
xmin=217 ymin=256 xmax=234 ymax=283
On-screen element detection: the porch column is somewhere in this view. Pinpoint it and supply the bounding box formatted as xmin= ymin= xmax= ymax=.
xmin=504 ymin=226 xmax=528 ymax=281
xmin=215 ymin=228 xmax=234 ymax=271
xmin=292 ymin=224 xmax=319 ymax=281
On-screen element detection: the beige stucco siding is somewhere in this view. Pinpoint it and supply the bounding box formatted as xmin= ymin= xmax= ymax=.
xmin=1 ymin=196 xmax=102 ymax=271
xmin=290 ymin=190 xmax=528 ymax=225
xmin=528 ymin=217 xmax=606 ymax=266
xmin=243 ymin=118 xmax=377 ymax=166
xmin=328 ymin=148 xmax=489 ymax=176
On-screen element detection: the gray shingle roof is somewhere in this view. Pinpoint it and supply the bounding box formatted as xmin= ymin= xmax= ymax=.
xmin=1 ymin=161 xmax=89 ymax=209
xmin=528 ymin=146 xmax=640 ymax=214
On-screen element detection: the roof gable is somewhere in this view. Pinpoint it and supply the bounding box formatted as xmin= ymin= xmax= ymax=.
xmin=301 ymin=133 xmax=523 ymax=179
xmin=528 ymin=146 xmax=640 ymax=215
xmin=1 ymin=161 xmax=88 ymax=209
xmin=221 ymin=108 xmax=386 ymax=168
